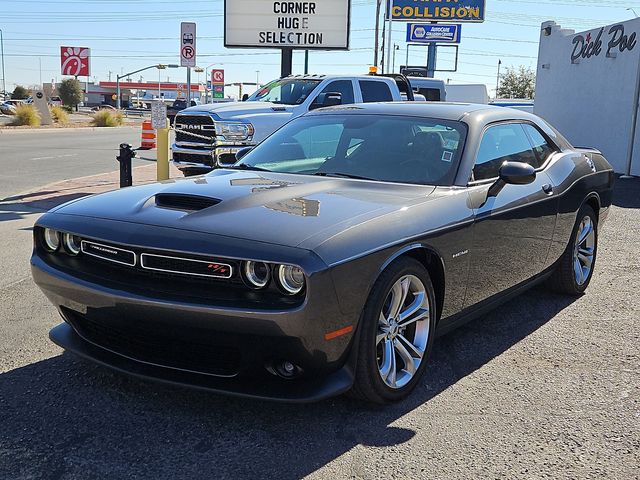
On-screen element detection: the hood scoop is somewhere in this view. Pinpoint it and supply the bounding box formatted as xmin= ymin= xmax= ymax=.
xmin=155 ymin=193 xmax=221 ymax=211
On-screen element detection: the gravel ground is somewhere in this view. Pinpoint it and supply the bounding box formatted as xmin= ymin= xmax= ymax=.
xmin=0 ymin=178 xmax=638 ymax=480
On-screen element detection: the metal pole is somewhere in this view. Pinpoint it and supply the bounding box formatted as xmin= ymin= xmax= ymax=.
xmin=406 ymin=44 xmax=409 ymax=71
xmin=116 ymin=76 xmax=121 ymax=109
xmin=158 ymin=69 xmax=161 ymax=98
xmin=0 ymin=29 xmax=5 ymax=99
xmin=186 ymin=67 xmax=191 ymax=102
xmin=256 ymin=70 xmax=259 ymax=87
xmin=386 ymin=7 xmax=393 ymax=74
xmin=281 ymin=48 xmax=293 ymax=77
xmin=157 ymin=118 xmax=170 ymax=181
xmin=304 ymin=50 xmax=309 ymax=74
xmin=496 ymin=59 xmax=502 ymax=99
xmin=373 ymin=0 xmax=382 ymax=68
xmin=426 ymin=44 xmax=437 ymax=78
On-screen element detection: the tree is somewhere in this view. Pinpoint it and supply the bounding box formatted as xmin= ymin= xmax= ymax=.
xmin=497 ymin=66 xmax=536 ymax=99
xmin=11 ymin=85 xmax=30 ymax=100
xmin=58 ymin=78 xmax=84 ymax=109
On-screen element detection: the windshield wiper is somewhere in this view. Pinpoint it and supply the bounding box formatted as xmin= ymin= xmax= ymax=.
xmin=227 ymin=164 xmax=271 ymax=172
xmin=313 ymin=172 xmax=376 ymax=181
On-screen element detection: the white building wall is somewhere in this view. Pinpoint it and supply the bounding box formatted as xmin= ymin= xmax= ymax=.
xmin=535 ymin=18 xmax=640 ymax=175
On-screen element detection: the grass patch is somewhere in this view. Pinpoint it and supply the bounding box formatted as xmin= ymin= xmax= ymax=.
xmin=49 ymin=105 xmax=69 ymax=125
xmin=91 ymin=109 xmax=125 ymax=127
xmin=10 ymin=104 xmax=41 ymax=126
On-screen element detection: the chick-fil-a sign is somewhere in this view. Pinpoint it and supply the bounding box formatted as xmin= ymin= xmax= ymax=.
xmin=60 ymin=46 xmax=91 ymax=76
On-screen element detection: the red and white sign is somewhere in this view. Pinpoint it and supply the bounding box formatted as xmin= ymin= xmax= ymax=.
xmin=60 ymin=46 xmax=91 ymax=76
xmin=212 ymin=69 xmax=224 ymax=84
xmin=180 ymin=22 xmax=197 ymax=67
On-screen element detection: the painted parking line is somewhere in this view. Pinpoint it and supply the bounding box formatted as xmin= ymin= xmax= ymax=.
xmin=30 ymin=153 xmax=79 ymax=161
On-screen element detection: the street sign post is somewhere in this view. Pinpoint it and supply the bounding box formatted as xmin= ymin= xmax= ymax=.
xmin=406 ymin=24 xmax=462 ymax=43
xmin=180 ymin=22 xmax=197 ymax=67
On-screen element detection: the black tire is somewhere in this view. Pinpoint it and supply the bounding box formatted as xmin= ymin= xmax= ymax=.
xmin=350 ymin=257 xmax=437 ymax=404
xmin=548 ymin=204 xmax=598 ymax=295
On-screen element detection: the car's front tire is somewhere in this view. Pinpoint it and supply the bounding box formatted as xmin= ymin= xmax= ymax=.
xmin=351 ymin=257 xmax=437 ymax=404
xmin=548 ymin=204 xmax=598 ymax=295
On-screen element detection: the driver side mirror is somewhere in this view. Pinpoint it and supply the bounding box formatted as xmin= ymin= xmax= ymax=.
xmin=241 ymin=93 xmax=249 ymax=101
xmin=487 ymin=161 xmax=536 ymax=198
xmin=309 ymin=92 xmax=342 ymax=110
xmin=235 ymin=146 xmax=253 ymax=161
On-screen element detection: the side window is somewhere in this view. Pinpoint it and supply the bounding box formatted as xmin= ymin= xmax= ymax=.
xmin=359 ymin=80 xmax=393 ymax=103
xmin=473 ymin=124 xmax=539 ymax=181
xmin=522 ymin=124 xmax=555 ymax=167
xmin=315 ymin=80 xmax=354 ymax=106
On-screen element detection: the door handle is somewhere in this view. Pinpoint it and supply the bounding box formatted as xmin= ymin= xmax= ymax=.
xmin=542 ymin=184 xmax=553 ymax=195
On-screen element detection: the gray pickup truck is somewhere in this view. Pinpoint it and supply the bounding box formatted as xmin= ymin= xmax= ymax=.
xmin=172 ymin=74 xmax=414 ymax=176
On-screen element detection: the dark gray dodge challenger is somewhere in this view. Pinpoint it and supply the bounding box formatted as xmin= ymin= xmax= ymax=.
xmin=31 ymin=103 xmax=614 ymax=404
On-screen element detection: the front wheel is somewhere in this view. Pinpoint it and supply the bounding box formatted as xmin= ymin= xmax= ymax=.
xmin=548 ymin=205 xmax=598 ymax=295
xmin=351 ymin=257 xmax=437 ymax=404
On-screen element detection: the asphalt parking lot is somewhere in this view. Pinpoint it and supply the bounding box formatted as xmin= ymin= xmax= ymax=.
xmin=0 ymin=178 xmax=638 ymax=479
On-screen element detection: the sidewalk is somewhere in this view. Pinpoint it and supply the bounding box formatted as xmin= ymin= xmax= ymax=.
xmin=0 ymin=163 xmax=181 ymax=211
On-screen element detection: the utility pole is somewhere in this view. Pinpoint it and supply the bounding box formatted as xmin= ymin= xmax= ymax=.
xmin=373 ymin=0 xmax=383 ymax=68
xmin=0 ymin=29 xmax=5 ymax=99
xmin=496 ymin=59 xmax=502 ymax=99
xmin=304 ymin=50 xmax=309 ymax=74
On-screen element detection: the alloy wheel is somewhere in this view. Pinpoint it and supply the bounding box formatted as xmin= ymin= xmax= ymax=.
xmin=376 ymin=274 xmax=430 ymax=389
xmin=573 ymin=215 xmax=596 ymax=286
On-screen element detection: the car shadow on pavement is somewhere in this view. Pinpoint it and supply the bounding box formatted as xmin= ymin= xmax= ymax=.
xmin=0 ymin=193 xmax=95 ymax=221
xmin=612 ymin=175 xmax=640 ymax=208
xmin=0 ymin=287 xmax=577 ymax=479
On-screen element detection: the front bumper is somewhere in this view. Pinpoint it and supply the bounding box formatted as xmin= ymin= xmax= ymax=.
xmin=172 ymin=144 xmax=249 ymax=173
xmin=32 ymin=249 xmax=358 ymax=402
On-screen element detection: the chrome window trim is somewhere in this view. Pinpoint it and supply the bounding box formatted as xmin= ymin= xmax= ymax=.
xmin=140 ymin=253 xmax=233 ymax=279
xmin=80 ymin=240 xmax=137 ymax=267
xmin=467 ymin=120 xmax=561 ymax=186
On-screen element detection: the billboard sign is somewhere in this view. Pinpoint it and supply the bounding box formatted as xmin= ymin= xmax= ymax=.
xmin=180 ymin=22 xmax=197 ymax=67
xmin=407 ymin=24 xmax=461 ymax=43
xmin=60 ymin=46 xmax=91 ymax=76
xmin=224 ymin=0 xmax=350 ymax=50
xmin=388 ymin=0 xmax=485 ymax=23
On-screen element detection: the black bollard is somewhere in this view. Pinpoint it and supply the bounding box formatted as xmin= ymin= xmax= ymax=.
xmin=116 ymin=143 xmax=136 ymax=188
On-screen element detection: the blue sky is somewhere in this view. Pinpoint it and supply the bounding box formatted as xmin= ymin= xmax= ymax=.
xmin=2 ymin=0 xmax=639 ymax=96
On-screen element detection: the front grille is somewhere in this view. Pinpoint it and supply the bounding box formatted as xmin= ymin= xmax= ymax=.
xmin=175 ymin=114 xmax=216 ymax=143
xmin=172 ymin=151 xmax=214 ymax=167
xmin=64 ymin=309 xmax=241 ymax=377
xmin=141 ymin=253 xmax=232 ymax=279
xmin=155 ymin=193 xmax=220 ymax=211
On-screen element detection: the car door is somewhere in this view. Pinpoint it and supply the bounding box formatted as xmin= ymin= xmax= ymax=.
xmin=463 ymin=122 xmax=558 ymax=307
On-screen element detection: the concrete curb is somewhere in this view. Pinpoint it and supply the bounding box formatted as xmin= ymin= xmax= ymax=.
xmin=0 ymin=125 xmax=139 ymax=135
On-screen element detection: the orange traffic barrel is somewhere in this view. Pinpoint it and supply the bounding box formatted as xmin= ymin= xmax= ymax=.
xmin=140 ymin=120 xmax=156 ymax=150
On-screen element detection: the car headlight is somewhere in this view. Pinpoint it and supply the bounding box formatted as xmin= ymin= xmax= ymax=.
xmin=63 ymin=233 xmax=82 ymax=256
xmin=276 ymin=264 xmax=305 ymax=295
xmin=215 ymin=122 xmax=254 ymax=141
xmin=43 ymin=228 xmax=60 ymax=252
xmin=243 ymin=260 xmax=271 ymax=289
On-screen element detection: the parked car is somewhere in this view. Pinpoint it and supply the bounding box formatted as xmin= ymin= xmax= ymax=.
xmin=31 ymin=103 xmax=614 ymax=404
xmin=48 ymin=96 xmax=62 ymax=107
xmin=0 ymin=101 xmax=16 ymax=115
xmin=167 ymin=98 xmax=200 ymax=125
xmin=172 ymin=74 xmax=415 ymax=176
xmin=91 ymin=104 xmax=117 ymax=112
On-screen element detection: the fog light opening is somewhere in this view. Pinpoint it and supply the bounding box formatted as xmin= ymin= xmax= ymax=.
xmin=269 ymin=360 xmax=303 ymax=379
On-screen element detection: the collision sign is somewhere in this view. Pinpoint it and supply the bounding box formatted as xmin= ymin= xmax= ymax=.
xmin=224 ymin=0 xmax=350 ymax=49
xmin=388 ymin=0 xmax=485 ymax=23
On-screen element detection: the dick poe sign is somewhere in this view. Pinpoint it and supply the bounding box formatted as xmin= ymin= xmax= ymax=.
xmin=224 ymin=0 xmax=350 ymax=50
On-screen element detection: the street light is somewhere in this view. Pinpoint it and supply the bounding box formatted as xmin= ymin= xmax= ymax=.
xmin=116 ymin=63 xmax=178 ymax=109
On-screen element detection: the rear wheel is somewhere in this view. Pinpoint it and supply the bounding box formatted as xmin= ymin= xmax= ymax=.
xmin=548 ymin=205 xmax=598 ymax=295
xmin=351 ymin=257 xmax=437 ymax=404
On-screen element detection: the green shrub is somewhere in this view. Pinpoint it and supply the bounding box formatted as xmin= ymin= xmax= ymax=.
xmin=50 ymin=105 xmax=69 ymax=124
xmin=91 ymin=109 xmax=124 ymax=127
xmin=10 ymin=104 xmax=41 ymax=126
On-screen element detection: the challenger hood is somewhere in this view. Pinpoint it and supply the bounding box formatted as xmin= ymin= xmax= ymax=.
xmin=182 ymin=102 xmax=295 ymax=122
xmin=51 ymin=170 xmax=437 ymax=249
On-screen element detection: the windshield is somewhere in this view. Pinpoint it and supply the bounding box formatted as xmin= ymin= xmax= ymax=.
xmin=246 ymin=79 xmax=321 ymax=105
xmin=235 ymin=114 xmax=467 ymax=186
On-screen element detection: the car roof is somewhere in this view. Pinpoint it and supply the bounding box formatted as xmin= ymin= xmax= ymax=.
xmin=305 ymin=101 xmax=505 ymax=121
